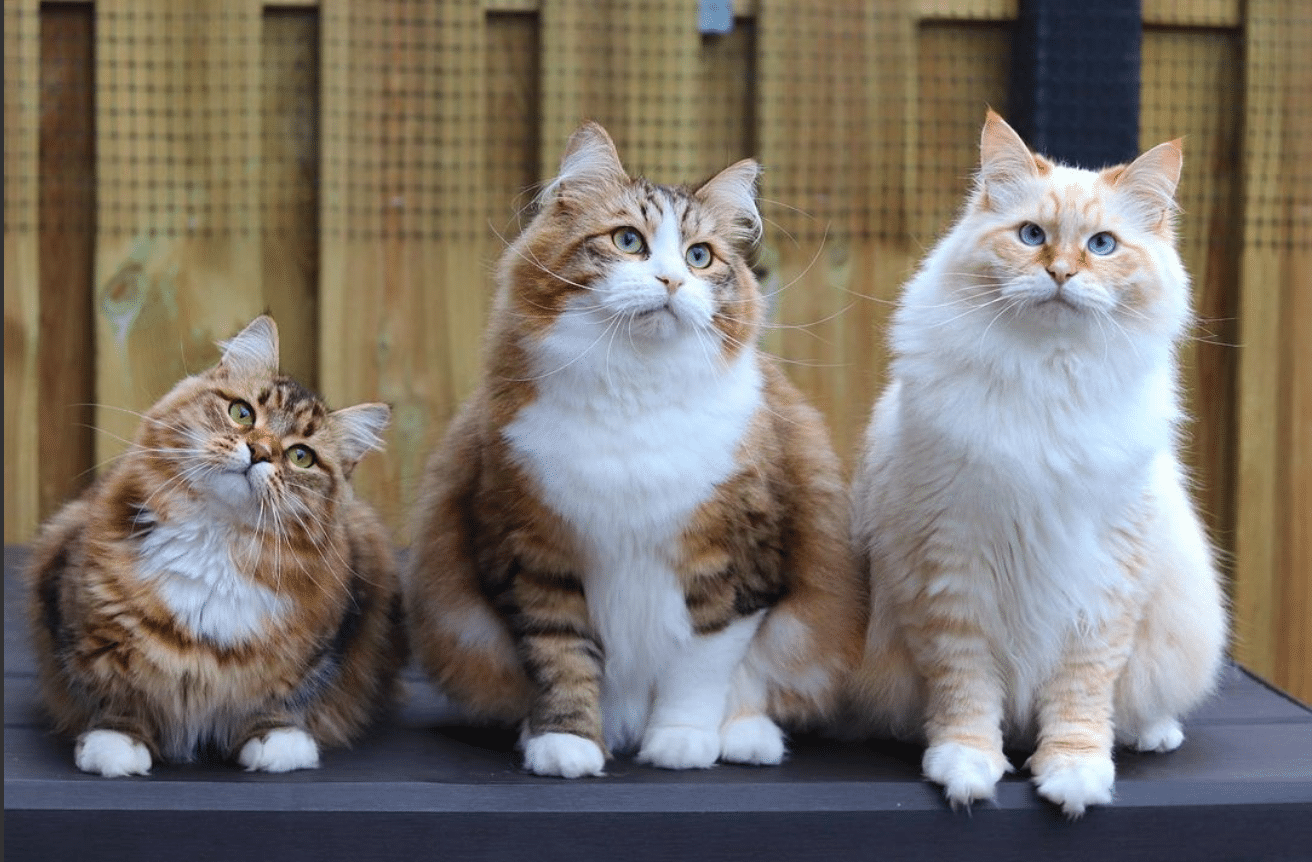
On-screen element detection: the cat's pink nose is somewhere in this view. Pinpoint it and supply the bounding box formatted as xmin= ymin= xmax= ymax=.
xmin=657 ymin=274 xmax=682 ymax=295
xmin=248 ymin=441 xmax=273 ymax=464
xmin=1047 ymin=264 xmax=1074 ymax=285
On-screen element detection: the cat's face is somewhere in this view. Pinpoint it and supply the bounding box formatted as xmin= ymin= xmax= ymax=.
xmin=504 ymin=123 xmax=764 ymax=360
xmin=138 ymin=316 xmax=389 ymax=529
xmin=948 ymin=112 xmax=1188 ymax=342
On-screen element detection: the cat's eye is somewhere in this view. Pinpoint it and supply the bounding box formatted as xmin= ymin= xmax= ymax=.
xmin=228 ymin=400 xmax=255 ymax=426
xmin=1018 ymin=222 xmax=1046 ymax=246
xmin=612 ymin=227 xmax=646 ymax=254
xmin=1087 ymin=232 xmax=1118 ymax=255
xmin=287 ymin=444 xmax=317 ymax=469
xmin=685 ymin=243 xmax=713 ymax=269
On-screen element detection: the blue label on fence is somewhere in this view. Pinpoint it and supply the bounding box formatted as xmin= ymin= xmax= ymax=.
xmin=699 ymin=0 xmax=733 ymax=34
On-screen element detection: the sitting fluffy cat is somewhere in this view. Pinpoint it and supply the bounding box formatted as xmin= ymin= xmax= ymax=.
xmin=405 ymin=122 xmax=866 ymax=777
xmin=848 ymin=112 xmax=1227 ymax=817
xmin=28 ymin=315 xmax=406 ymax=776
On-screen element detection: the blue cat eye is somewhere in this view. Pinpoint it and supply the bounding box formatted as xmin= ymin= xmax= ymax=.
xmin=612 ymin=227 xmax=646 ymax=254
xmin=228 ymin=400 xmax=255 ymax=426
xmin=685 ymin=243 xmax=713 ymax=269
xmin=287 ymin=444 xmax=317 ymax=469
xmin=1018 ymin=222 xmax=1046 ymax=246
xmin=1088 ymin=231 xmax=1118 ymax=255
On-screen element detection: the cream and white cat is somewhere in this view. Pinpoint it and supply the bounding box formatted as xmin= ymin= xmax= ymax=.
xmin=848 ymin=111 xmax=1227 ymax=817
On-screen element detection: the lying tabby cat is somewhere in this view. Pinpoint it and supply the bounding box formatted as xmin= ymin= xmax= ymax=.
xmin=28 ymin=315 xmax=406 ymax=776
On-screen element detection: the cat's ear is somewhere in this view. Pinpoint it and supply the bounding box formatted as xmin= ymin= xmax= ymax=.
xmin=695 ymin=159 xmax=763 ymax=244
xmin=542 ymin=121 xmax=628 ymax=205
xmin=1107 ymin=139 xmax=1182 ymax=231
xmin=218 ymin=315 xmax=279 ymax=378
xmin=977 ymin=110 xmax=1045 ymax=210
xmin=330 ymin=403 xmax=390 ymax=477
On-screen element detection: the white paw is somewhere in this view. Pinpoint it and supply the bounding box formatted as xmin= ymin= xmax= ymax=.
xmin=237 ymin=727 xmax=320 ymax=773
xmin=719 ymin=715 xmax=786 ymax=765
xmin=1032 ymin=755 xmax=1115 ymax=818
xmin=922 ymin=741 xmax=1008 ymax=808
xmin=636 ymin=725 xmax=720 ymax=770
xmin=522 ymin=732 xmax=606 ymax=778
xmin=1132 ymin=718 xmax=1184 ymax=753
xmin=75 ymin=729 xmax=152 ymax=777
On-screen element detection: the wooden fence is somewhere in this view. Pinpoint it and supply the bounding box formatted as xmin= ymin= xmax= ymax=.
xmin=4 ymin=0 xmax=1309 ymax=702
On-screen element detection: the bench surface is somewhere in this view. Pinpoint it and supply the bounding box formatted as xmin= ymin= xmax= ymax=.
xmin=6 ymin=545 xmax=1311 ymax=861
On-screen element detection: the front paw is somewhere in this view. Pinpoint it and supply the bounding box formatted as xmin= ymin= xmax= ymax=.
xmin=922 ymin=741 xmax=1010 ymax=809
xmin=522 ymin=732 xmax=606 ymax=778
xmin=719 ymin=715 xmax=786 ymax=765
xmin=238 ymin=727 xmax=320 ymax=773
xmin=75 ymin=729 xmax=152 ymax=777
xmin=637 ymin=725 xmax=720 ymax=770
xmin=1030 ymin=753 xmax=1115 ymax=818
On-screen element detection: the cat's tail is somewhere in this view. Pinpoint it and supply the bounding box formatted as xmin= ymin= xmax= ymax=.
xmin=404 ymin=397 xmax=535 ymax=727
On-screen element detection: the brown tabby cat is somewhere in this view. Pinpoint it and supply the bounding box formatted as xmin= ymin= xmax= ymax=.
xmin=406 ymin=122 xmax=866 ymax=778
xmin=28 ymin=315 xmax=407 ymax=776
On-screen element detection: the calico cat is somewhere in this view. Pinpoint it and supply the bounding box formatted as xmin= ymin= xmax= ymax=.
xmin=28 ymin=315 xmax=407 ymax=776
xmin=405 ymin=122 xmax=865 ymax=778
xmin=847 ymin=112 xmax=1227 ymax=817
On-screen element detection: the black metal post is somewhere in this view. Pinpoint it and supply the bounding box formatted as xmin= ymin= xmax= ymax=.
xmin=1008 ymin=0 xmax=1143 ymax=168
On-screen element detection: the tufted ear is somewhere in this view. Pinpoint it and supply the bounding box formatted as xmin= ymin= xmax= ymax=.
xmin=540 ymin=121 xmax=628 ymax=205
xmin=695 ymin=158 xmax=763 ymax=245
xmin=1109 ymin=138 xmax=1183 ymax=231
xmin=977 ymin=110 xmax=1046 ymax=209
xmin=218 ymin=315 xmax=279 ymax=378
xmin=330 ymin=402 xmax=390 ymax=477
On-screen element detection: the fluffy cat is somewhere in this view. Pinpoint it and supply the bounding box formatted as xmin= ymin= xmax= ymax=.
xmin=28 ymin=315 xmax=407 ymax=777
xmin=405 ymin=122 xmax=865 ymax=778
xmin=847 ymin=112 xmax=1227 ymax=817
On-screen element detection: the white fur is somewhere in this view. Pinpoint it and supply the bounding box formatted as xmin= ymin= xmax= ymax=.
xmin=237 ymin=727 xmax=320 ymax=772
xmin=1031 ymin=755 xmax=1116 ymax=818
xmin=75 ymin=729 xmax=152 ymax=777
xmin=922 ymin=741 xmax=1008 ymax=807
xmin=720 ymin=714 xmax=786 ymax=765
xmin=522 ymin=732 xmax=606 ymax=778
xmin=135 ymin=510 xmax=287 ymax=646
xmin=504 ymin=204 xmax=766 ymax=760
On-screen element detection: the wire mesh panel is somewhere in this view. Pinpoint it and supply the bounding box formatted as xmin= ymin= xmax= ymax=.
xmin=2 ymin=0 xmax=1309 ymax=696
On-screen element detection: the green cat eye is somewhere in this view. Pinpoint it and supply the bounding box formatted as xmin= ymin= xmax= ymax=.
xmin=612 ymin=227 xmax=646 ymax=254
xmin=1088 ymin=231 xmax=1117 ymax=255
xmin=287 ymin=444 xmax=317 ymax=469
xmin=1018 ymin=222 xmax=1046 ymax=246
xmin=685 ymin=243 xmax=713 ymax=269
xmin=228 ymin=400 xmax=255 ymax=426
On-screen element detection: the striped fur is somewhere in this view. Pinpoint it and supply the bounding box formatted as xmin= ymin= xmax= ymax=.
xmin=406 ymin=122 xmax=866 ymax=777
xmin=28 ymin=316 xmax=407 ymax=776
xmin=848 ymin=112 xmax=1227 ymax=817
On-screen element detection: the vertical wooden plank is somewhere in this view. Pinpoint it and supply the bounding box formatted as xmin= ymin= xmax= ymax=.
xmin=93 ymin=0 xmax=265 ymax=467
xmin=1140 ymin=27 xmax=1244 ymax=569
xmin=38 ymin=2 xmax=97 ymax=522
xmin=486 ymin=10 xmax=540 ymax=242
xmin=3 ymin=0 xmax=40 ymax=541
xmin=612 ymin=0 xmax=698 ymax=181
xmin=261 ymin=6 xmax=320 ymax=386
xmin=1233 ymin=0 xmax=1289 ymax=688
xmin=756 ymin=1 xmax=918 ymax=466
xmin=697 ymin=15 xmax=755 ymax=177
xmin=538 ymin=0 xmax=586 ymax=178
xmin=319 ymin=0 xmax=486 ymax=537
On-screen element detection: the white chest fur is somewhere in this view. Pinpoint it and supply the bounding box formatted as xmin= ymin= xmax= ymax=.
xmin=135 ymin=515 xmax=287 ymax=646
xmin=503 ymin=323 xmax=764 ymax=750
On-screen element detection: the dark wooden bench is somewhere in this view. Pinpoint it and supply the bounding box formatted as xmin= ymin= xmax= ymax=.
xmin=6 ymin=546 xmax=1311 ymax=861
